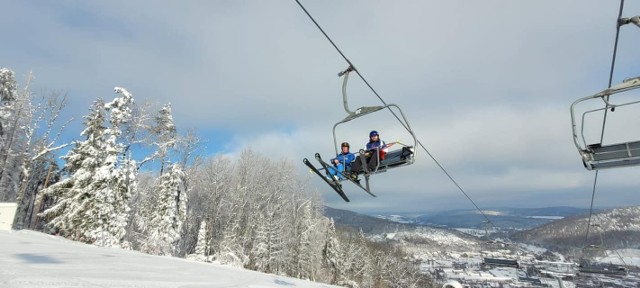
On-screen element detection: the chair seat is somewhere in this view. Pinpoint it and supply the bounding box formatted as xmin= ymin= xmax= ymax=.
xmin=584 ymin=141 xmax=640 ymax=170
xmin=379 ymin=146 xmax=414 ymax=168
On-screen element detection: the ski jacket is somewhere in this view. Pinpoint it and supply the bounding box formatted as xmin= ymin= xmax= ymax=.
xmin=366 ymin=140 xmax=386 ymax=151
xmin=332 ymin=152 xmax=355 ymax=168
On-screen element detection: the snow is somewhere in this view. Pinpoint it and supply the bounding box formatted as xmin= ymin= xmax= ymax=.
xmin=479 ymin=210 xmax=504 ymax=216
xmin=526 ymin=216 xmax=564 ymax=220
xmin=597 ymin=248 xmax=640 ymax=266
xmin=0 ymin=230 xmax=338 ymax=288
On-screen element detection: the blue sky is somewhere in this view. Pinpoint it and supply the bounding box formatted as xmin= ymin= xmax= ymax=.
xmin=4 ymin=1 xmax=640 ymax=214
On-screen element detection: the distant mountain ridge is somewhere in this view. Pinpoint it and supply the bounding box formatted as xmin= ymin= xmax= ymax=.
xmin=325 ymin=206 xmax=595 ymax=233
xmin=376 ymin=206 xmax=593 ymax=230
xmin=323 ymin=206 xmax=418 ymax=234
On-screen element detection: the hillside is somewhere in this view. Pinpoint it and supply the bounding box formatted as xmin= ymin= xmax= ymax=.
xmin=325 ymin=205 xmax=640 ymax=260
xmin=325 ymin=206 xmax=481 ymax=252
xmin=324 ymin=206 xmax=420 ymax=234
xmin=512 ymin=206 xmax=640 ymax=254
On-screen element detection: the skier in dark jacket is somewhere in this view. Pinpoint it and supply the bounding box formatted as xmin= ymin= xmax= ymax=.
xmin=350 ymin=130 xmax=386 ymax=178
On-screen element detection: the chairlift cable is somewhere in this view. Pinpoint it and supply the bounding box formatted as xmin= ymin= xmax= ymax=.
xmin=585 ymin=0 xmax=624 ymax=243
xmin=294 ymin=0 xmax=498 ymax=229
xmin=613 ymin=248 xmax=628 ymax=266
xmin=584 ymin=0 xmax=629 ymax=269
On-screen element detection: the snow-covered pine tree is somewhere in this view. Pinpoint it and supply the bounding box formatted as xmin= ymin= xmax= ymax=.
xmin=152 ymin=103 xmax=177 ymax=175
xmin=187 ymin=220 xmax=210 ymax=262
xmin=105 ymin=88 xmax=137 ymax=232
xmin=0 ymin=68 xmax=26 ymax=202
xmin=355 ymin=229 xmax=374 ymax=286
xmin=322 ymin=217 xmax=342 ymax=284
xmin=105 ymin=152 xmax=136 ymax=248
xmin=293 ymin=198 xmax=323 ymax=281
xmin=41 ymin=88 xmax=136 ymax=248
xmin=40 ymin=99 xmax=109 ymax=241
xmin=0 ymin=68 xmax=18 ymax=174
xmin=140 ymin=164 xmax=187 ymax=256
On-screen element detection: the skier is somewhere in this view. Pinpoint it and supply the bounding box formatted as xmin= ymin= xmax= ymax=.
xmin=350 ymin=130 xmax=386 ymax=179
xmin=327 ymin=142 xmax=355 ymax=180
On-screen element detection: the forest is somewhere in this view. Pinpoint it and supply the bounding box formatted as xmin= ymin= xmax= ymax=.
xmin=0 ymin=68 xmax=433 ymax=288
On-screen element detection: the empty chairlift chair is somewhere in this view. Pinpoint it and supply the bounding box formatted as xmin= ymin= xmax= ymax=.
xmin=570 ymin=77 xmax=640 ymax=170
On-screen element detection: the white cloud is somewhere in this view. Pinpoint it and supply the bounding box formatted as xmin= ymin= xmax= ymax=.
xmin=4 ymin=0 xmax=640 ymax=213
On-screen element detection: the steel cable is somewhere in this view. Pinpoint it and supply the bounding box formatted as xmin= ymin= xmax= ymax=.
xmin=294 ymin=0 xmax=498 ymax=230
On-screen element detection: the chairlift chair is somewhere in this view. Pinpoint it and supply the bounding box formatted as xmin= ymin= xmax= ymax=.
xmin=302 ymin=66 xmax=417 ymax=201
xmin=570 ymin=77 xmax=640 ymax=170
xmin=332 ymin=66 xmax=417 ymax=176
xmin=578 ymin=244 xmax=628 ymax=276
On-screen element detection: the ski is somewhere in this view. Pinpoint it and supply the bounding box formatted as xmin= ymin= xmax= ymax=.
xmin=315 ymin=153 xmax=376 ymax=198
xmin=303 ymin=158 xmax=350 ymax=202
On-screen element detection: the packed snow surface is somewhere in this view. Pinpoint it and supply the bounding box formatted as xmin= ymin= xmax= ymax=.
xmin=0 ymin=230 xmax=337 ymax=288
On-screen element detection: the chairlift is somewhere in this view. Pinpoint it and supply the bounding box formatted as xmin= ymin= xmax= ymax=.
xmin=303 ymin=66 xmax=417 ymax=202
xmin=479 ymin=222 xmax=520 ymax=269
xmin=570 ymin=77 xmax=640 ymax=170
xmin=576 ymin=223 xmax=628 ymax=276
xmin=482 ymin=257 xmax=520 ymax=269
xmin=578 ymin=260 xmax=628 ymax=276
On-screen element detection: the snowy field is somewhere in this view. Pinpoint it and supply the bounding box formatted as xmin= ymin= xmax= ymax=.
xmin=0 ymin=230 xmax=338 ymax=288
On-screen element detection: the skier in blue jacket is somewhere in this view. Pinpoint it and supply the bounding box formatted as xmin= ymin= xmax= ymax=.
xmin=327 ymin=142 xmax=355 ymax=180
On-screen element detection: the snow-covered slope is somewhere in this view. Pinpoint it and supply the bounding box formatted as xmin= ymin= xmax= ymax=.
xmin=512 ymin=206 xmax=640 ymax=250
xmin=0 ymin=230 xmax=338 ymax=288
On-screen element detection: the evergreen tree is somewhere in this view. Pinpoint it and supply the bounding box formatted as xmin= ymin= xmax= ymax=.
xmin=293 ymin=199 xmax=323 ymax=281
xmin=41 ymin=99 xmax=108 ymax=241
xmin=0 ymin=68 xmax=17 ymax=167
xmin=355 ymin=230 xmax=374 ymax=286
xmin=322 ymin=218 xmax=342 ymax=284
xmin=140 ymin=164 xmax=187 ymax=256
xmin=41 ymin=88 xmax=136 ymax=248
xmin=0 ymin=68 xmax=25 ymax=201
xmin=187 ymin=220 xmax=210 ymax=262
xmin=152 ymin=103 xmax=177 ymax=175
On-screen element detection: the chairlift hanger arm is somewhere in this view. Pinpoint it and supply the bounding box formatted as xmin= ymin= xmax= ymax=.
xmin=333 ymin=66 xmax=418 ymax=157
xmin=619 ymin=15 xmax=640 ymax=28
xmin=574 ymin=76 xmax=640 ymax=104
xmin=596 ymin=77 xmax=640 ymax=106
xmin=332 ymin=103 xmax=417 ymax=157
xmin=340 ymin=66 xmax=356 ymax=115
xmin=570 ymin=76 xmax=640 ymax=123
